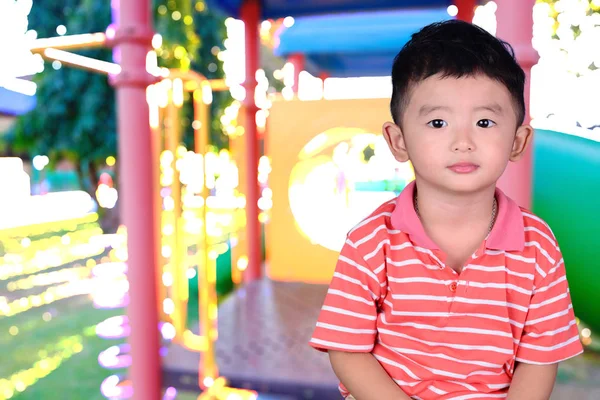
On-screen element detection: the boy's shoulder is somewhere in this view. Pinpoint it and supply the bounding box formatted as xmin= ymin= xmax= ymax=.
xmin=346 ymin=197 xmax=399 ymax=245
xmin=518 ymin=206 xmax=560 ymax=249
xmin=514 ymin=207 xmax=564 ymax=279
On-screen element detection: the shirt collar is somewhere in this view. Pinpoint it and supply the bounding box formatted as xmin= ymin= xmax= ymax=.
xmin=390 ymin=181 xmax=524 ymax=251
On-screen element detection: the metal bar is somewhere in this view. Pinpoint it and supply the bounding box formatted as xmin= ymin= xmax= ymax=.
xmin=30 ymin=33 xmax=107 ymax=52
xmin=240 ymin=0 xmax=262 ymax=282
xmin=42 ymin=48 xmax=121 ymax=75
xmin=495 ymin=0 xmax=537 ymax=208
xmin=111 ymin=1 xmax=161 ymax=398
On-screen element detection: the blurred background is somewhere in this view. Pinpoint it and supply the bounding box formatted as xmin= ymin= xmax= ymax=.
xmin=0 ymin=0 xmax=598 ymax=399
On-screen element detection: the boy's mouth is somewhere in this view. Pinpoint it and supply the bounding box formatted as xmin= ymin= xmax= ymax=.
xmin=447 ymin=162 xmax=479 ymax=174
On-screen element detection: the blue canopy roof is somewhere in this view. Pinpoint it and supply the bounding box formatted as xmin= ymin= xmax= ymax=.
xmin=275 ymin=8 xmax=453 ymax=77
xmin=0 ymin=88 xmax=36 ymax=116
xmin=205 ymin=0 xmax=454 ymax=19
xmin=298 ymin=53 xmax=399 ymax=78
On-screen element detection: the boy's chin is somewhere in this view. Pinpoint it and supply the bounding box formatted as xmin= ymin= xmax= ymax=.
xmin=421 ymin=176 xmax=496 ymax=195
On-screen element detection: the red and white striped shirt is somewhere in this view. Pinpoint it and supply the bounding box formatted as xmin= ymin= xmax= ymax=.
xmin=310 ymin=181 xmax=583 ymax=399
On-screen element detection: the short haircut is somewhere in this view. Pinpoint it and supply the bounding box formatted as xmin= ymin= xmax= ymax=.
xmin=390 ymin=20 xmax=526 ymax=127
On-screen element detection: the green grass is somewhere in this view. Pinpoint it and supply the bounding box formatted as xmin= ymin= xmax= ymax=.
xmin=0 ymin=251 xmax=227 ymax=400
xmin=0 ymin=294 xmax=125 ymax=400
xmin=0 ymin=268 xmax=210 ymax=400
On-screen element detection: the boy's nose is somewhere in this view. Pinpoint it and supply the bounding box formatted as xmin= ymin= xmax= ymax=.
xmin=451 ymin=127 xmax=476 ymax=152
xmin=453 ymin=142 xmax=474 ymax=152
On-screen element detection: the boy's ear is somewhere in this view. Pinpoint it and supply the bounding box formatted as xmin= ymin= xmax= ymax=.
xmin=382 ymin=121 xmax=410 ymax=162
xmin=509 ymin=124 xmax=534 ymax=162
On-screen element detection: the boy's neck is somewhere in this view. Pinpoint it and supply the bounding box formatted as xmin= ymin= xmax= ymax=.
xmin=413 ymin=179 xmax=498 ymax=233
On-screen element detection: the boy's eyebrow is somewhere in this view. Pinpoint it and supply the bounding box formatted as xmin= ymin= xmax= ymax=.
xmin=418 ymin=103 xmax=505 ymax=116
xmin=418 ymin=105 xmax=451 ymax=116
xmin=474 ymin=103 xmax=504 ymax=114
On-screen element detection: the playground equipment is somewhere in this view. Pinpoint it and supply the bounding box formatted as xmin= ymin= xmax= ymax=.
xmin=24 ymin=12 xmax=253 ymax=398
xmin=267 ymin=97 xmax=414 ymax=283
xmin=532 ymin=130 xmax=600 ymax=334
xmin=150 ymin=69 xmax=251 ymax=390
xmin=96 ymin=68 xmax=259 ymax=398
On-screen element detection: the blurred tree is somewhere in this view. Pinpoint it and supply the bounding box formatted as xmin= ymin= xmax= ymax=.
xmin=2 ymin=0 xmax=231 ymax=230
xmin=155 ymin=0 xmax=232 ymax=150
xmin=8 ymin=0 xmax=116 ymax=195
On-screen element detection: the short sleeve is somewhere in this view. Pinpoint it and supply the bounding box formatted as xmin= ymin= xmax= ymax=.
xmin=309 ymin=238 xmax=386 ymax=353
xmin=516 ymin=254 xmax=583 ymax=364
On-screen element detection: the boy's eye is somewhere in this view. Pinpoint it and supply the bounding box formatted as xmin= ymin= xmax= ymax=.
xmin=477 ymin=119 xmax=496 ymax=128
xmin=427 ymin=119 xmax=447 ymax=129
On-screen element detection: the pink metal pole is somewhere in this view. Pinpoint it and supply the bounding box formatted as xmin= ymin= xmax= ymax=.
xmin=454 ymin=0 xmax=476 ymax=22
xmin=288 ymin=53 xmax=305 ymax=94
xmin=495 ymin=0 xmax=538 ymax=208
xmin=111 ymin=1 xmax=161 ymax=399
xmin=240 ymin=0 xmax=262 ymax=282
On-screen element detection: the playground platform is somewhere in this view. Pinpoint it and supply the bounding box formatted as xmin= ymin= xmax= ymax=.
xmin=163 ymin=279 xmax=600 ymax=400
xmin=163 ymin=279 xmax=339 ymax=398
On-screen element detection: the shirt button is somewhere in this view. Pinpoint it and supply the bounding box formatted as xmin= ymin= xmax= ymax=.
xmin=449 ymin=282 xmax=458 ymax=292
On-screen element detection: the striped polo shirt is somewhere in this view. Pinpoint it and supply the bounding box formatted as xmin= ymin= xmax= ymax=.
xmin=310 ymin=181 xmax=583 ymax=400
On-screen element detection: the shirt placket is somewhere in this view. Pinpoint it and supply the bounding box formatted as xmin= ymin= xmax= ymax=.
xmin=430 ymin=250 xmax=462 ymax=306
xmin=458 ymin=243 xmax=487 ymax=295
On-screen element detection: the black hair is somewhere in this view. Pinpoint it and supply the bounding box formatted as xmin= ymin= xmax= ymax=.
xmin=390 ymin=20 xmax=526 ymax=127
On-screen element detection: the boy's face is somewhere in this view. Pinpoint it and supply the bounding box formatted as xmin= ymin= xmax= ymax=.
xmin=383 ymin=74 xmax=532 ymax=195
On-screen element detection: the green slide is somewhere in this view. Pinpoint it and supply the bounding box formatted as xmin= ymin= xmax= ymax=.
xmin=532 ymin=129 xmax=600 ymax=333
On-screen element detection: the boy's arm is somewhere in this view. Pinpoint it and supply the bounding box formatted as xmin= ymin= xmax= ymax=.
xmin=510 ymin=245 xmax=582 ymax=400
xmin=506 ymin=362 xmax=557 ymax=400
xmin=329 ymin=351 xmax=412 ymax=400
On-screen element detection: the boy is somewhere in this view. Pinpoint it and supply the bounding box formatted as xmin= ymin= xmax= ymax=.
xmin=309 ymin=20 xmax=583 ymax=400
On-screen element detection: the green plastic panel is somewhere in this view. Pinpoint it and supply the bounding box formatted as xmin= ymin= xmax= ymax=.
xmin=532 ymin=129 xmax=600 ymax=332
